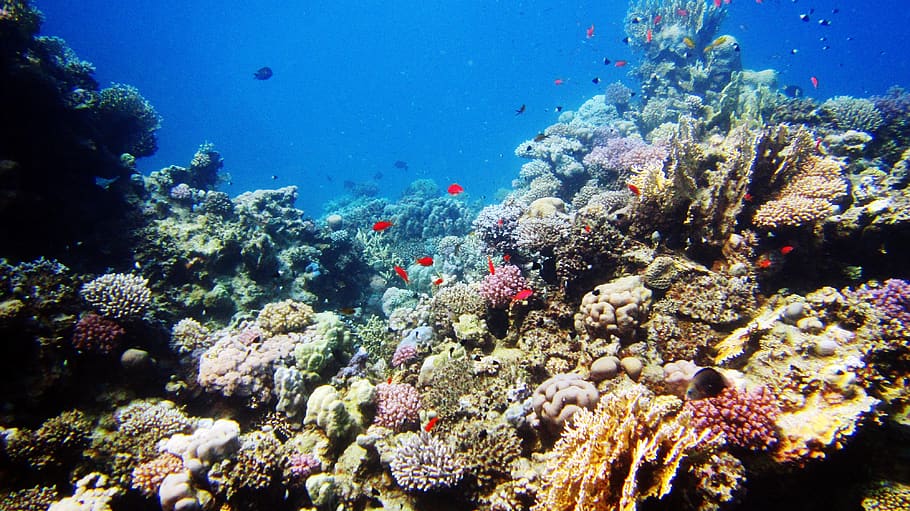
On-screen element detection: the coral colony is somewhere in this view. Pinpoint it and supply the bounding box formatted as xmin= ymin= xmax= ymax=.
xmin=2 ymin=1 xmax=910 ymax=510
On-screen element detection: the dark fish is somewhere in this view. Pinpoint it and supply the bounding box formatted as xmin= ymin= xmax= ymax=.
xmin=343 ymin=180 xmax=355 ymax=189
xmin=622 ymin=37 xmax=630 ymax=44
xmin=818 ymin=19 xmax=831 ymax=26
xmin=515 ymin=104 xmax=526 ymax=115
xmin=732 ymin=43 xmax=740 ymax=52
xmin=781 ymin=84 xmax=804 ymax=98
xmin=393 ymin=160 xmax=409 ymax=170
xmin=686 ymin=367 xmax=728 ymax=400
xmin=555 ymin=105 xmax=563 ymax=112
xmin=253 ymin=66 xmax=273 ymax=80
xmin=604 ymin=57 xmax=611 ymax=65
xmin=373 ymin=171 xmax=383 ymax=180
xmin=533 ymin=133 xmax=548 ymax=142
xmin=799 ymin=13 xmax=810 ymax=21
xmin=271 ymin=175 xmax=278 ymax=180
xmin=592 ymin=77 xmax=601 ymax=84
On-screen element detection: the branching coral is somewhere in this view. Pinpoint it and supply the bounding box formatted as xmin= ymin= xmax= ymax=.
xmin=752 ymin=154 xmax=847 ymax=229
xmin=81 ymin=273 xmax=152 ymax=319
xmin=534 ymin=383 xmax=720 ymax=511
xmin=821 ymin=96 xmax=884 ymax=133
xmin=389 ymin=431 xmax=464 ymax=493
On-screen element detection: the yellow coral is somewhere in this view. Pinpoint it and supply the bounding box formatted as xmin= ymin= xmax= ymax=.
xmin=533 ymin=383 xmax=720 ymax=511
xmin=753 ymin=155 xmax=847 ymax=229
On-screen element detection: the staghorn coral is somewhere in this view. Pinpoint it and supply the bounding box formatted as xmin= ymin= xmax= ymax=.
xmin=575 ymin=275 xmax=653 ymax=343
xmin=81 ymin=273 xmax=152 ymax=319
xmin=4 ymin=410 xmax=93 ymax=471
xmin=821 ymin=96 xmax=884 ymax=133
xmin=373 ymin=382 xmax=422 ymax=431
xmin=95 ymin=83 xmax=161 ymax=157
xmin=534 ymin=383 xmax=720 ymax=511
xmin=684 ymin=386 xmax=779 ymax=450
xmin=257 ymin=299 xmax=314 ymax=335
xmin=389 ymin=431 xmax=464 ymax=493
xmin=71 ymin=313 xmax=125 ymax=354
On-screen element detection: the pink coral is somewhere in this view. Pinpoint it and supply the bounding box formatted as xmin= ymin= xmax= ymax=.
xmin=72 ymin=313 xmax=125 ymax=354
xmin=685 ymin=386 xmax=780 ymax=451
xmin=391 ymin=342 xmax=418 ymax=368
xmin=374 ymin=382 xmax=421 ymax=431
xmin=479 ymin=265 xmax=527 ymax=309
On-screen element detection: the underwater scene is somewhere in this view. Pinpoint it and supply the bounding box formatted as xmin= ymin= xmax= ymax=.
xmin=2 ymin=0 xmax=910 ymax=510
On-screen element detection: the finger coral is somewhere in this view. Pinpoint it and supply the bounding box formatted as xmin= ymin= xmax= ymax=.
xmin=81 ymin=273 xmax=152 ymax=319
xmin=684 ymin=386 xmax=779 ymax=451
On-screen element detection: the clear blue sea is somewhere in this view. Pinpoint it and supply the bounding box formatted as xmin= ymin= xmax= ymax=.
xmin=37 ymin=0 xmax=910 ymax=213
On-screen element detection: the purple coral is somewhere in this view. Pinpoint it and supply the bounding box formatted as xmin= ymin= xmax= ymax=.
xmin=858 ymin=279 xmax=910 ymax=324
xmin=479 ymin=264 xmax=528 ymax=309
xmin=472 ymin=202 xmax=524 ymax=252
xmin=72 ymin=312 xmax=125 ymax=354
xmin=685 ymin=387 xmax=780 ymax=451
xmin=391 ymin=342 xmax=418 ymax=368
xmin=286 ymin=452 xmax=320 ymax=480
xmin=872 ymin=86 xmax=910 ymax=123
xmin=169 ymin=183 xmax=195 ymax=201
xmin=583 ymin=136 xmax=667 ymax=177
xmin=374 ymin=382 xmax=422 ymax=431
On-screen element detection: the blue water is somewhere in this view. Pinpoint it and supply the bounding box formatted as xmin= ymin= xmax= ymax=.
xmin=37 ymin=0 xmax=910 ymax=214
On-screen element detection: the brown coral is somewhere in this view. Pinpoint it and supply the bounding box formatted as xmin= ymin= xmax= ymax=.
xmin=131 ymin=453 xmax=184 ymax=497
xmin=257 ymin=299 xmax=314 ymax=335
xmin=752 ymin=155 xmax=847 ymax=229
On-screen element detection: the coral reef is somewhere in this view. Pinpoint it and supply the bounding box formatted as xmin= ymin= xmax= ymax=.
xmin=388 ymin=431 xmax=464 ymax=493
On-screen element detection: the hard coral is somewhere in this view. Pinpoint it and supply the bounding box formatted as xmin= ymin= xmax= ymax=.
xmin=479 ymin=265 xmax=528 ymax=309
xmin=257 ymin=299 xmax=314 ymax=335
xmin=855 ymin=279 xmax=910 ymax=340
xmin=575 ymin=275 xmax=653 ymax=342
xmin=684 ymin=386 xmax=779 ymax=451
xmin=80 ymin=273 xmax=151 ymax=319
xmin=752 ymin=155 xmax=847 ymax=230
xmin=389 ymin=431 xmax=464 ymax=493
xmin=71 ymin=313 xmax=125 ymax=354
xmin=130 ymin=452 xmax=184 ymax=497
xmin=531 ymin=373 xmax=599 ymax=433
xmin=373 ymin=382 xmax=422 ymax=431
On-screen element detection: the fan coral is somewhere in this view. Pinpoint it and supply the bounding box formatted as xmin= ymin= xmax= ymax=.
xmin=389 ymin=431 xmax=464 ymax=492
xmin=257 ymin=299 xmax=314 ymax=335
xmin=373 ymin=382 xmax=422 ymax=431
xmin=71 ymin=313 xmax=125 ymax=354
xmin=684 ymin=386 xmax=779 ymax=451
xmin=821 ymin=96 xmax=884 ymax=133
xmin=479 ymin=265 xmax=528 ymax=309
xmin=531 ymin=373 xmax=599 ymax=433
xmin=752 ymin=156 xmax=847 ymax=229
xmin=575 ymin=275 xmax=653 ymax=342
xmin=534 ymin=383 xmax=719 ymax=511
xmin=81 ymin=273 xmax=151 ymax=319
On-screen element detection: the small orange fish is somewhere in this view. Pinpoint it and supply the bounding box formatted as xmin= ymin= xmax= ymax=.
xmin=584 ymin=225 xmax=592 ymax=233
xmin=394 ymin=265 xmax=409 ymax=284
xmin=373 ymin=220 xmax=393 ymax=231
xmin=586 ymin=24 xmax=595 ymax=39
xmin=424 ymin=417 xmax=439 ymax=432
xmin=488 ymin=256 xmax=495 ymax=275
xmin=416 ymin=256 xmax=434 ymax=266
xmin=615 ymin=60 xmax=627 ymax=67
xmin=780 ymin=245 xmax=794 ymax=255
xmin=646 ymin=29 xmax=652 ymax=43
xmin=815 ymin=137 xmax=823 ymax=152
xmin=810 ymin=76 xmax=819 ymax=89
xmin=497 ymin=218 xmax=504 ymax=226
xmin=339 ymin=307 xmax=356 ymax=315
xmin=653 ymin=15 xmax=662 ymax=25
xmin=756 ymin=257 xmax=772 ymax=269
xmin=512 ymin=288 xmax=533 ymax=302
xmin=387 ymin=377 xmax=392 ymax=384
xmin=554 ymin=78 xmax=564 ymax=86
xmin=743 ymin=193 xmax=753 ymax=202
xmin=628 ymin=183 xmax=641 ymax=195
xmin=433 ymin=278 xmax=444 ymax=286
xmin=503 ymin=253 xmax=511 ymax=263
xmin=677 ymin=8 xmax=689 ymax=16
xmin=447 ymin=183 xmax=464 ymax=195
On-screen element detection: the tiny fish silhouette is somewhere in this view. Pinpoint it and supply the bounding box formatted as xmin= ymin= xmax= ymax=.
xmin=253 ymin=67 xmax=273 ymax=80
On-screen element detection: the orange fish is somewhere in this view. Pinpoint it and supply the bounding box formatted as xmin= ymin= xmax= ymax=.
xmin=743 ymin=193 xmax=753 ymax=202
xmin=424 ymin=417 xmax=439 ymax=432
xmin=756 ymin=257 xmax=772 ymax=269
xmin=628 ymin=183 xmax=641 ymax=195
xmin=497 ymin=218 xmax=504 ymax=226
xmin=394 ymin=265 xmax=409 ymax=284
xmin=512 ymin=289 xmax=533 ymax=302
xmin=810 ymin=76 xmax=819 ymax=89
xmin=373 ymin=220 xmax=393 ymax=231
xmin=416 ymin=256 xmax=434 ymax=266
xmin=447 ymin=183 xmax=464 ymax=195
xmin=653 ymin=15 xmax=662 ymax=25
xmin=503 ymin=253 xmax=511 ymax=263
xmin=553 ymin=78 xmax=564 ymax=86
xmin=615 ymin=60 xmax=627 ymax=67
xmin=780 ymin=245 xmax=794 ymax=255
xmin=487 ymin=256 xmax=495 ymax=275
xmin=646 ymin=29 xmax=652 ymax=43
xmin=433 ymin=278 xmax=444 ymax=286
xmin=584 ymin=225 xmax=592 ymax=233
xmin=677 ymin=8 xmax=689 ymax=16
xmin=586 ymin=24 xmax=595 ymax=39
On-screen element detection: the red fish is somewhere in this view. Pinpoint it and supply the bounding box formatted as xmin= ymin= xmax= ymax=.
xmin=676 ymin=8 xmax=689 ymax=16
xmin=447 ymin=183 xmax=464 ymax=195
xmin=615 ymin=60 xmax=627 ymax=67
xmin=653 ymin=15 xmax=662 ymax=25
xmin=553 ymin=78 xmax=564 ymax=86
xmin=646 ymin=29 xmax=652 ymax=43
xmin=815 ymin=137 xmax=823 ymax=152
xmin=628 ymin=183 xmax=641 ymax=196
xmin=584 ymin=225 xmax=592 ymax=233
xmin=810 ymin=76 xmax=819 ymax=89
xmin=433 ymin=278 xmax=444 ymax=286
xmin=743 ymin=193 xmax=753 ymax=202
xmin=373 ymin=220 xmax=393 ymax=231
xmin=756 ymin=257 xmax=772 ymax=269
xmin=586 ymin=24 xmax=595 ymax=39
xmin=512 ymin=289 xmax=533 ymax=302
xmin=713 ymin=0 xmax=721 ymax=7
xmin=394 ymin=265 xmax=409 ymax=284
xmin=780 ymin=245 xmax=794 ymax=255
xmin=487 ymin=256 xmax=495 ymax=275
xmin=424 ymin=417 xmax=439 ymax=432
xmin=497 ymin=218 xmax=504 ymax=226
xmin=724 ymin=0 xmax=731 ymax=4
xmin=503 ymin=253 xmax=511 ymax=263
xmin=416 ymin=257 xmax=434 ymax=266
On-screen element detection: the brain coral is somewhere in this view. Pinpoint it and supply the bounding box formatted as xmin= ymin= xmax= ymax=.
xmin=80 ymin=273 xmax=151 ymax=319
xmin=531 ymin=373 xmax=599 ymax=433
xmin=575 ymin=275 xmax=652 ymax=342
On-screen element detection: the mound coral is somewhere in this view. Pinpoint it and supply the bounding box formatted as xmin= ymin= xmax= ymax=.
xmin=575 ymin=275 xmax=653 ymax=342
xmin=531 ymin=373 xmax=599 ymax=433
xmin=821 ymin=96 xmax=884 ymax=133
xmin=534 ymin=383 xmax=719 ymax=511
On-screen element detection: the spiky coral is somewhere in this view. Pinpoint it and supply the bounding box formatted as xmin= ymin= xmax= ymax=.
xmin=534 ymin=383 xmax=720 ymax=511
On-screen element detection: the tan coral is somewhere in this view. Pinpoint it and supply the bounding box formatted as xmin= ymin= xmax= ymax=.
xmin=533 ymin=383 xmax=720 ymax=511
xmin=131 ymin=453 xmax=184 ymax=497
xmin=752 ymin=155 xmax=847 ymax=229
xmin=257 ymin=299 xmax=314 ymax=335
